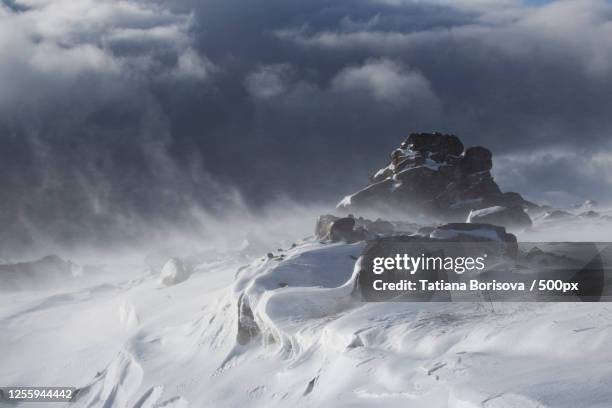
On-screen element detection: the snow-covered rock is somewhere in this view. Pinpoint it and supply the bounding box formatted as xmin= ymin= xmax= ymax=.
xmin=159 ymin=258 xmax=190 ymax=286
xmin=467 ymin=205 xmax=532 ymax=230
xmin=315 ymin=214 xmax=418 ymax=242
xmin=337 ymin=132 xmax=535 ymax=221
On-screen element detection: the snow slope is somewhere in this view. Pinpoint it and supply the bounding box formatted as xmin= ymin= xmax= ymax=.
xmin=2 ymin=240 xmax=612 ymax=407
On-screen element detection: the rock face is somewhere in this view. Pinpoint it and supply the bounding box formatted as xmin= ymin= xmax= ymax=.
xmin=338 ymin=132 xmax=534 ymax=224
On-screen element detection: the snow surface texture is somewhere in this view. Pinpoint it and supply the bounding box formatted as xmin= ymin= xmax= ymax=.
xmin=3 ymin=231 xmax=612 ymax=408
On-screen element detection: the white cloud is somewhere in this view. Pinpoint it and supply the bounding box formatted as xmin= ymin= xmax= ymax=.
xmin=244 ymin=58 xmax=441 ymax=130
xmin=245 ymin=59 xmax=439 ymax=110
xmin=245 ymin=64 xmax=294 ymax=99
xmin=172 ymin=49 xmax=215 ymax=80
xmin=0 ymin=0 xmax=215 ymax=109
xmin=331 ymin=59 xmax=436 ymax=106
xmin=275 ymin=0 xmax=612 ymax=78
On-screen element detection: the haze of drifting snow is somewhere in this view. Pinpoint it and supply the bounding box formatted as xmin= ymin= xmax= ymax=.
xmin=3 ymin=0 xmax=612 ymax=406
xmin=2 ymin=211 xmax=612 ymax=407
xmin=3 ymin=0 xmax=612 ymax=257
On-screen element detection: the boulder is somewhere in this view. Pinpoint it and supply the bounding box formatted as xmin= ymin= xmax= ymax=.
xmin=315 ymin=215 xmax=367 ymax=243
xmin=315 ymin=214 xmax=417 ymax=242
xmin=467 ymin=206 xmax=532 ymax=230
xmin=329 ymin=217 xmax=363 ymax=242
xmin=315 ymin=214 xmax=340 ymax=239
xmin=159 ymin=258 xmax=190 ymax=286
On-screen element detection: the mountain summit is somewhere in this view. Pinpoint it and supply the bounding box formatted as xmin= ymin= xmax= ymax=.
xmin=338 ymin=132 xmax=535 ymax=229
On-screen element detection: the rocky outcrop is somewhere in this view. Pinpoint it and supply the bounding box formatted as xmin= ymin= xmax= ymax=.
xmin=315 ymin=215 xmax=367 ymax=243
xmin=315 ymin=214 xmax=418 ymax=243
xmin=338 ymin=132 xmax=534 ymax=224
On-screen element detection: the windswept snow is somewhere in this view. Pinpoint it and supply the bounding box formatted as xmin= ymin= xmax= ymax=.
xmin=468 ymin=206 xmax=507 ymax=219
xmin=337 ymin=195 xmax=353 ymax=208
xmin=2 ymin=240 xmax=612 ymax=407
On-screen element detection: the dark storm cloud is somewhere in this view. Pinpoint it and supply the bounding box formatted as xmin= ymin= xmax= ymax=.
xmin=169 ymin=0 xmax=612 ymax=202
xmin=1 ymin=0 xmax=612 ymax=254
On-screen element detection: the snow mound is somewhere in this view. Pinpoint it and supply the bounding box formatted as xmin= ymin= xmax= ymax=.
xmin=159 ymin=258 xmax=191 ymax=286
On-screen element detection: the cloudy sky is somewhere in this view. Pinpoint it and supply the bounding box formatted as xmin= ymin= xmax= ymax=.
xmin=1 ymin=0 xmax=612 ymax=252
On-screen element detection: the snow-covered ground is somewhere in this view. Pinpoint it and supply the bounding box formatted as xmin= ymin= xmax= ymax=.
xmin=2 ymin=233 xmax=612 ymax=407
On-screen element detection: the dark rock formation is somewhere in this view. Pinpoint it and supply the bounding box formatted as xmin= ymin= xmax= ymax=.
xmin=339 ymin=132 xmax=535 ymax=224
xmin=315 ymin=214 xmax=418 ymax=243
xmin=315 ymin=215 xmax=368 ymax=243
xmin=461 ymin=146 xmax=492 ymax=173
xmin=328 ymin=217 xmax=366 ymax=243
xmin=405 ymin=132 xmax=464 ymax=157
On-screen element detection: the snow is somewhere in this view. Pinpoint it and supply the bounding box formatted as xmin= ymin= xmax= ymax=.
xmin=2 ymin=240 xmax=612 ymax=407
xmin=373 ymin=164 xmax=394 ymax=180
xmin=423 ymin=158 xmax=445 ymax=171
xmin=468 ymin=206 xmax=507 ymax=220
xmin=337 ymin=195 xmax=353 ymax=208
xmin=336 ymin=178 xmax=394 ymax=209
